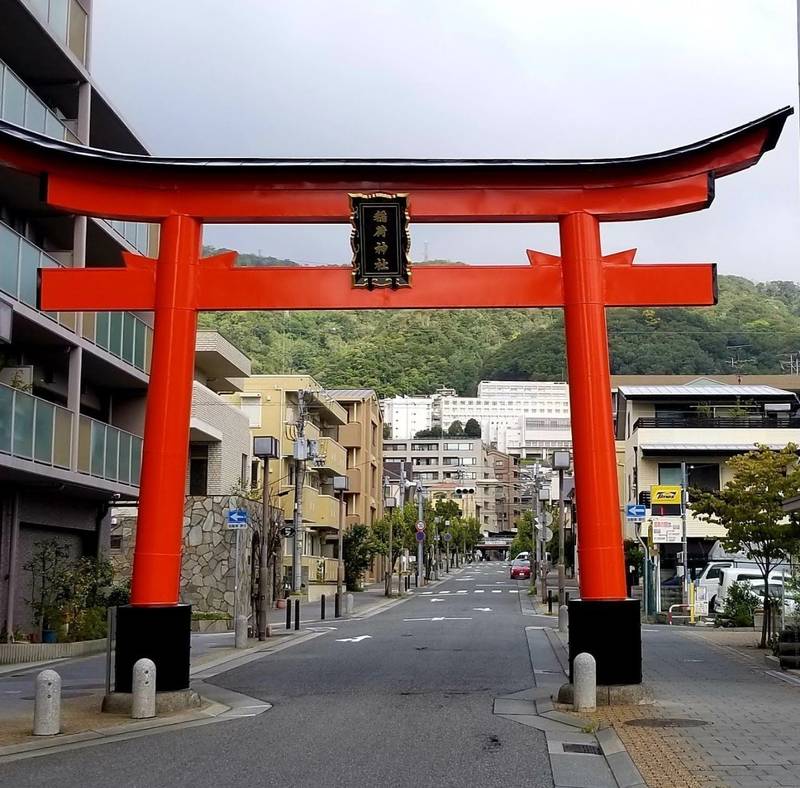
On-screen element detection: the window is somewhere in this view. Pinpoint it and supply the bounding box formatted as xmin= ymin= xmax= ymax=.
xmin=250 ymin=459 xmax=260 ymax=489
xmin=241 ymin=454 xmax=248 ymax=487
xmin=239 ymin=394 xmax=262 ymax=428
xmin=110 ymin=534 xmax=122 ymax=551
xmin=189 ymin=445 xmax=208 ymax=495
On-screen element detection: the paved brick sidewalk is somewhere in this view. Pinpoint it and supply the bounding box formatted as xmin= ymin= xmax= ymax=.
xmin=630 ymin=627 xmax=800 ymax=787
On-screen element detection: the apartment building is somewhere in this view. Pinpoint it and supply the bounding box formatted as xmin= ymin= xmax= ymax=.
xmin=226 ymin=375 xmax=348 ymax=595
xmin=381 ymin=381 xmax=571 ymax=460
xmin=325 ymin=389 xmax=383 ymax=529
xmin=486 ymin=447 xmax=521 ymax=533
xmin=0 ymin=1 xmax=158 ymax=635
xmin=615 ymin=382 xmax=800 ymax=570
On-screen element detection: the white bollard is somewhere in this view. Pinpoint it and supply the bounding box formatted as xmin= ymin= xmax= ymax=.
xmin=33 ymin=669 xmax=61 ymax=735
xmin=234 ymin=614 xmax=248 ymax=649
xmin=345 ymin=593 xmax=354 ymax=615
xmin=131 ymin=658 xmax=156 ymax=719
xmin=573 ymin=652 xmax=596 ymax=712
xmin=558 ymin=604 xmax=569 ymax=634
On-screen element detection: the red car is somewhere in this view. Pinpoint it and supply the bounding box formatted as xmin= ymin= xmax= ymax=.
xmin=510 ymin=559 xmax=531 ymax=579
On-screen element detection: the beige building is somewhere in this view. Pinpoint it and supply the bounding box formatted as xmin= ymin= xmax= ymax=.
xmin=226 ymin=375 xmax=348 ymax=594
xmin=325 ymin=389 xmax=383 ymax=529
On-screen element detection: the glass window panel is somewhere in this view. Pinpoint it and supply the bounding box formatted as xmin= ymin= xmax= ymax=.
xmin=33 ymin=399 xmax=54 ymax=463
xmin=48 ymin=0 xmax=69 ymax=41
xmin=77 ymin=415 xmax=91 ymax=472
xmin=131 ymin=436 xmax=142 ymax=485
xmin=658 ymin=463 xmax=681 ymax=486
xmin=104 ymin=427 xmax=118 ymax=480
xmin=29 ymin=0 xmax=49 ymax=18
xmin=135 ymin=223 xmax=148 ymax=253
xmin=13 ymin=392 xmax=34 ymax=458
xmin=44 ymin=111 xmax=64 ymax=140
xmin=25 ymin=93 xmax=47 ymax=133
xmin=19 ymin=241 xmax=39 ymax=306
xmin=68 ymin=0 xmax=87 ymax=62
xmin=122 ymin=313 xmax=135 ymax=363
xmin=95 ymin=311 xmax=109 ymax=349
xmin=0 ymin=224 xmax=20 ymax=298
xmin=2 ymin=69 xmax=26 ymax=126
xmin=133 ymin=318 xmax=145 ymax=370
xmin=0 ymin=385 xmax=12 ymax=453
xmin=118 ymin=431 xmax=131 ymax=484
xmin=53 ymin=407 xmax=71 ymax=468
xmin=90 ymin=421 xmax=105 ymax=476
xmin=109 ymin=312 xmax=123 ymax=356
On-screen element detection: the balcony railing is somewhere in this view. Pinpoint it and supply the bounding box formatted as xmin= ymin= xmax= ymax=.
xmin=633 ymin=415 xmax=800 ymax=430
xmin=82 ymin=311 xmax=152 ymax=374
xmin=0 ymin=383 xmax=72 ymax=468
xmin=313 ymin=436 xmax=347 ymax=475
xmin=77 ymin=415 xmax=142 ymax=487
xmin=23 ymin=0 xmax=88 ymax=64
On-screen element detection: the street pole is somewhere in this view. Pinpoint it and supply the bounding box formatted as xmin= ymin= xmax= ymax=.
xmin=337 ymin=489 xmax=344 ymax=599
xmin=416 ymin=482 xmax=425 ymax=587
xmin=558 ymin=468 xmax=566 ymax=607
xmin=292 ymin=390 xmax=307 ymax=593
xmin=681 ymin=461 xmax=689 ymax=606
xmin=258 ymin=456 xmax=271 ymax=640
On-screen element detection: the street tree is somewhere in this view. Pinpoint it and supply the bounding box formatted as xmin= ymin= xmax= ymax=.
xmin=448 ymin=420 xmax=464 ymax=436
xmin=464 ymin=418 xmax=481 ymax=437
xmin=692 ymin=443 xmax=800 ymax=647
xmin=343 ymin=524 xmax=382 ymax=591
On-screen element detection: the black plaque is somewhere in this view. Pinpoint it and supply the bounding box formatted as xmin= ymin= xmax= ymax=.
xmin=350 ymin=193 xmax=411 ymax=288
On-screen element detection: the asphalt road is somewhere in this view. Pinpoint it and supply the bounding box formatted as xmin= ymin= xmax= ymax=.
xmin=0 ymin=564 xmax=553 ymax=788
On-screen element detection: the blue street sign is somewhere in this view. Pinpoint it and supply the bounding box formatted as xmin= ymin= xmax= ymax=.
xmin=227 ymin=508 xmax=248 ymax=529
xmin=415 ymin=530 xmax=425 ymax=542
xmin=625 ymin=503 xmax=646 ymax=520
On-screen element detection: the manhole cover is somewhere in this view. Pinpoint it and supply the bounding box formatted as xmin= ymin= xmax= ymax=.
xmin=626 ymin=718 xmax=707 ymax=728
xmin=563 ymin=743 xmax=602 ymax=755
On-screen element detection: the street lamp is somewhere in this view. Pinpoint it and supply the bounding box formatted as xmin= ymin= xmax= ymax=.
xmin=332 ymin=475 xmax=348 ymax=612
xmin=552 ymin=450 xmax=571 ymax=607
xmin=253 ymin=436 xmax=279 ymax=640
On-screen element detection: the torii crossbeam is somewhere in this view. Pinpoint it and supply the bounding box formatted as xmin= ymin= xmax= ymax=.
xmin=0 ymin=106 xmax=789 ymax=692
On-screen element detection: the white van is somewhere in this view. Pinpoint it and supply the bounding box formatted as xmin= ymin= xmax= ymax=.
xmin=696 ymin=558 xmax=785 ymax=609
xmin=712 ymin=566 xmax=790 ymax=613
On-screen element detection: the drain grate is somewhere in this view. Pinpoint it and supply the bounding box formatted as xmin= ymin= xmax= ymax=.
xmin=626 ymin=718 xmax=707 ymax=728
xmin=562 ymin=743 xmax=602 ymax=755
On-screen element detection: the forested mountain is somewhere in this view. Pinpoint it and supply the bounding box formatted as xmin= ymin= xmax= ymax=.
xmin=199 ymin=248 xmax=800 ymax=397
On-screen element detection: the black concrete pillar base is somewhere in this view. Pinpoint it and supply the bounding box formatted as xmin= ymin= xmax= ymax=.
xmin=568 ymin=598 xmax=641 ymax=686
xmin=114 ymin=604 xmax=191 ymax=693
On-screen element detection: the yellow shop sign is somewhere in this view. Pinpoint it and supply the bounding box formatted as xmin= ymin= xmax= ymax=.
xmin=650 ymin=485 xmax=682 ymax=505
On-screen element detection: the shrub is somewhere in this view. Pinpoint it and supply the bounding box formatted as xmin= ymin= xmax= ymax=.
xmin=719 ymin=581 xmax=759 ymax=627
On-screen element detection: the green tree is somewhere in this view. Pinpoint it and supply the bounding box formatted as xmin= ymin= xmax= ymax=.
xmin=464 ymin=418 xmax=481 ymax=437
xmin=448 ymin=420 xmax=464 ymax=436
xmin=692 ymin=444 xmax=800 ymax=647
xmin=343 ymin=524 xmax=381 ymax=591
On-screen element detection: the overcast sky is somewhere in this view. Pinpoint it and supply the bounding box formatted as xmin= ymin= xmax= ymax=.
xmin=92 ymin=1 xmax=799 ymax=280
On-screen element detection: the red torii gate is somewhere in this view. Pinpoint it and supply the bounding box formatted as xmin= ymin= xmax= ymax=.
xmin=0 ymin=107 xmax=789 ymax=692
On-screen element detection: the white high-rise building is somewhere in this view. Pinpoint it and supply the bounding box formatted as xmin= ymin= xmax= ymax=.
xmin=382 ymin=396 xmax=434 ymax=439
xmin=382 ymin=381 xmax=572 ymax=460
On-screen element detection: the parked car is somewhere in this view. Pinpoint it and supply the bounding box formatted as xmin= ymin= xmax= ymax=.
xmin=510 ymin=559 xmax=531 ymax=580
xmin=696 ymin=556 xmax=788 ymax=608
xmin=712 ymin=566 xmax=791 ymax=613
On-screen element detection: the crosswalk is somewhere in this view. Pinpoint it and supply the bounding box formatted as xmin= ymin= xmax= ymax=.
xmin=413 ymin=589 xmax=520 ymax=595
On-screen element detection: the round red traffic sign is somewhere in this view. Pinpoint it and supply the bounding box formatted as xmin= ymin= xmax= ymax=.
xmin=415 ymin=521 xmax=425 ymax=532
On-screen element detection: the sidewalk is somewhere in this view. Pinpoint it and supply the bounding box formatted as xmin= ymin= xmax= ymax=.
xmin=550 ymin=625 xmax=800 ymax=788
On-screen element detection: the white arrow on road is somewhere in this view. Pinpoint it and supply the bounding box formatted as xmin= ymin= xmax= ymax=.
xmin=335 ymin=635 xmax=372 ymax=643
xmin=473 ymin=607 xmax=492 ymax=612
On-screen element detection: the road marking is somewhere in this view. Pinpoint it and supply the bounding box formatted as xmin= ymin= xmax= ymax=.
xmin=403 ymin=617 xmax=473 ymax=622
xmin=431 ymin=598 xmax=444 ymax=602
xmin=457 ymin=590 xmax=468 ymax=594
xmin=473 ymin=607 xmax=492 ymax=612
xmin=491 ymin=590 xmax=502 ymax=593
xmin=508 ymin=590 xmax=519 ymax=594
xmin=307 ymin=626 xmax=337 ymax=632
xmin=765 ymin=670 xmax=800 ymax=686
xmin=475 ymin=589 xmax=485 ymax=593
xmin=421 ymin=592 xmax=433 ymax=596
xmin=335 ymin=635 xmax=372 ymax=643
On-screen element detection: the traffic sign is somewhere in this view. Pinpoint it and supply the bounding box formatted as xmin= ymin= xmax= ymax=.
xmin=443 ymin=532 xmax=452 ymax=542
xmin=279 ymin=526 xmax=295 ymax=538
xmin=226 ymin=508 xmax=248 ymax=529
xmin=415 ymin=531 xmax=425 ymax=542
xmin=415 ymin=521 xmax=426 ymax=532
xmin=626 ymin=503 xmax=646 ymax=520
xmin=542 ymin=527 xmax=553 ymax=542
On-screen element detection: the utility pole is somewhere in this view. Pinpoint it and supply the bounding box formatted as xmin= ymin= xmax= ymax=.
xmin=681 ymin=460 xmax=689 ymax=606
xmin=259 ymin=456 xmax=271 ymax=639
xmin=291 ymin=390 xmax=307 ymax=593
xmin=416 ymin=482 xmax=425 ymax=586
xmin=530 ymin=463 xmax=540 ymax=595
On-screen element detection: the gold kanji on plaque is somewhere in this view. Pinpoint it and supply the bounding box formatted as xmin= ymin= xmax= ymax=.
xmin=349 ymin=193 xmax=411 ymax=288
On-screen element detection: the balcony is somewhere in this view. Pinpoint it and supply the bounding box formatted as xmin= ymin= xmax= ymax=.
xmin=338 ymin=421 xmax=362 ymax=448
xmin=77 ymin=415 xmax=142 ymax=487
xmin=346 ymin=466 xmax=362 ymax=491
xmin=633 ymin=415 xmax=800 ymax=430
xmin=0 ymin=383 xmax=71 ymax=468
xmin=279 ymin=485 xmax=339 ymax=527
xmin=312 ymin=437 xmax=347 ymax=475
xmin=82 ymin=311 xmax=152 ymax=374
xmin=22 ymin=0 xmax=88 ymax=64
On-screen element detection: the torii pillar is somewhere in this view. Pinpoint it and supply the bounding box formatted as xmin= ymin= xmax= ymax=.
xmin=0 ymin=106 xmax=789 ymax=694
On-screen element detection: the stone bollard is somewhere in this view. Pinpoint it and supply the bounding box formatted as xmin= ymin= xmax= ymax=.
xmin=131 ymin=658 xmax=156 ymax=719
xmin=33 ymin=669 xmax=61 ymax=736
xmin=558 ymin=604 xmax=569 ymax=634
xmin=345 ymin=593 xmax=354 ymax=615
xmin=235 ymin=614 xmax=248 ymax=649
xmin=573 ymin=652 xmax=596 ymax=712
